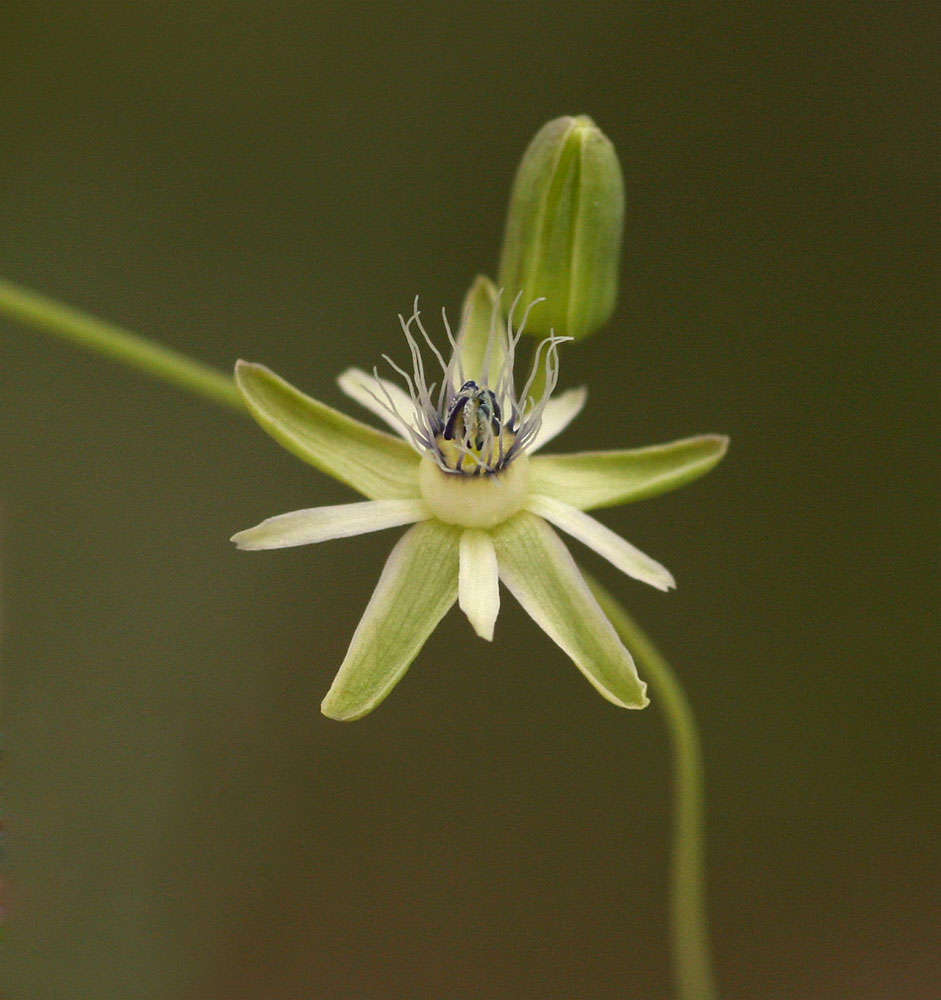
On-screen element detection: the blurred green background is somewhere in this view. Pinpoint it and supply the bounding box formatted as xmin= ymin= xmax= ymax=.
xmin=0 ymin=4 xmax=935 ymax=998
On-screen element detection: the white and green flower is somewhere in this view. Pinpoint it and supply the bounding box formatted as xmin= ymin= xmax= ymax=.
xmin=232 ymin=279 xmax=727 ymax=721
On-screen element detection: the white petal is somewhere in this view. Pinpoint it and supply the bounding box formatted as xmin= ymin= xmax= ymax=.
xmin=458 ymin=529 xmax=500 ymax=641
xmin=529 ymin=386 xmax=587 ymax=452
xmin=337 ymin=367 xmax=417 ymax=440
xmin=526 ymin=494 xmax=675 ymax=592
xmin=231 ymin=498 xmax=429 ymax=550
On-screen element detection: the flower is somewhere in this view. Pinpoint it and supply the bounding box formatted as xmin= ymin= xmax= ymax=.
xmin=231 ymin=278 xmax=727 ymax=721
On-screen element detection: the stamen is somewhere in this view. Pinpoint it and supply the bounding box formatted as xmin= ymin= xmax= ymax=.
xmin=366 ymin=367 xmax=430 ymax=452
xmin=413 ymin=305 xmax=451 ymax=383
xmin=379 ymin=295 xmax=568 ymax=475
xmin=382 ymin=352 xmax=418 ymax=401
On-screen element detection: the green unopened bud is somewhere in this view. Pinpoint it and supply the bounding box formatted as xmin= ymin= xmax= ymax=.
xmin=498 ymin=115 xmax=624 ymax=340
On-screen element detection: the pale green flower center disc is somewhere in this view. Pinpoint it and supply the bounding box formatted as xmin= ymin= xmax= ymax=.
xmin=419 ymin=453 xmax=529 ymax=529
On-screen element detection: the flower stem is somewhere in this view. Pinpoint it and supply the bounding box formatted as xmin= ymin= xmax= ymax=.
xmin=586 ymin=573 xmax=718 ymax=1000
xmin=0 ymin=277 xmax=244 ymax=413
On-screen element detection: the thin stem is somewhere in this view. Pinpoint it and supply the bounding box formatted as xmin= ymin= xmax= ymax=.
xmin=0 ymin=277 xmax=244 ymax=413
xmin=587 ymin=573 xmax=718 ymax=1000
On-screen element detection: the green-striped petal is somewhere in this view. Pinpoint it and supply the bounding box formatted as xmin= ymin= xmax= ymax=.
xmin=529 ymin=434 xmax=728 ymax=510
xmin=492 ymin=511 xmax=648 ymax=709
xmin=321 ymin=520 xmax=460 ymax=721
xmin=235 ymin=360 xmax=421 ymax=500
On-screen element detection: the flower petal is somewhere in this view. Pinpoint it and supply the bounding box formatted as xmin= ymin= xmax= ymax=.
xmin=235 ymin=361 xmax=421 ymax=500
xmin=458 ymin=529 xmax=500 ymax=641
xmin=526 ymin=494 xmax=674 ymax=591
xmin=321 ymin=520 xmax=460 ymax=721
xmin=492 ymin=512 xmax=648 ymax=709
xmin=231 ymin=499 xmax=429 ymax=550
xmin=337 ymin=367 xmax=417 ymax=440
xmin=529 ymin=386 xmax=587 ymax=452
xmin=529 ymin=434 xmax=728 ymax=510
xmin=455 ymin=275 xmax=505 ymax=387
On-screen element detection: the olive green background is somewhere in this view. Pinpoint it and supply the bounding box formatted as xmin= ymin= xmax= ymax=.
xmin=0 ymin=4 xmax=935 ymax=998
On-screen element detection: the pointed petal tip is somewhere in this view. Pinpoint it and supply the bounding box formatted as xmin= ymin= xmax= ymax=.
xmin=320 ymin=693 xmax=343 ymax=719
xmin=610 ymin=679 xmax=649 ymax=710
xmin=710 ymin=433 xmax=730 ymax=454
xmin=694 ymin=433 xmax=730 ymax=463
xmin=229 ymin=526 xmax=252 ymax=548
xmin=321 ymin=678 xmax=389 ymax=722
xmin=234 ymin=358 xmax=278 ymax=382
xmin=336 ymin=365 xmax=372 ymax=388
xmin=319 ymin=679 xmax=404 ymax=722
xmin=470 ymin=621 xmax=495 ymax=642
xmin=319 ymin=695 xmax=361 ymax=722
xmin=460 ymin=592 xmax=497 ymax=640
xmin=230 ymin=533 xmax=268 ymax=551
xmin=229 ymin=532 xmax=264 ymax=551
xmin=564 ymin=384 xmax=589 ymax=413
xmin=233 ymin=358 xmax=267 ymax=388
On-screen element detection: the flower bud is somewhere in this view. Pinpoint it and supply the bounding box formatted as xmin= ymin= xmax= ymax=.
xmin=498 ymin=115 xmax=624 ymax=340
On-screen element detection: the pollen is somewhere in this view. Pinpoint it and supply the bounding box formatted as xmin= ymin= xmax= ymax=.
xmin=435 ymin=429 xmax=518 ymax=474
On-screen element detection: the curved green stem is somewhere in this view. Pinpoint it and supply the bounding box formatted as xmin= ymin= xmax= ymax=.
xmin=0 ymin=277 xmax=244 ymax=412
xmin=587 ymin=573 xmax=718 ymax=1000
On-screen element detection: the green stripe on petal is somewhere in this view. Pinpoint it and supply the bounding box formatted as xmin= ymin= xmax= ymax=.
xmin=321 ymin=520 xmax=460 ymax=721
xmin=235 ymin=361 xmax=421 ymax=500
xmin=493 ymin=511 xmax=648 ymax=709
xmin=529 ymin=434 xmax=729 ymax=510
